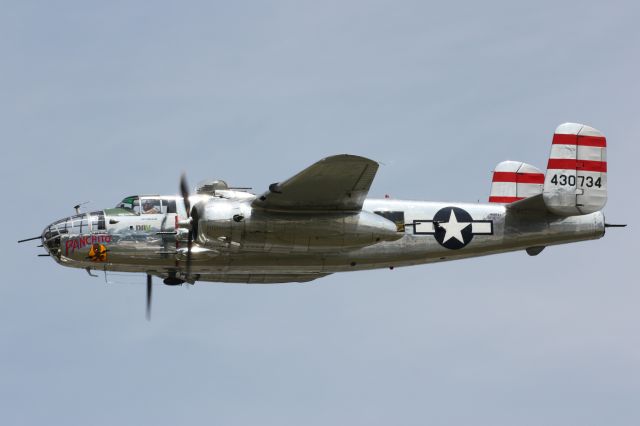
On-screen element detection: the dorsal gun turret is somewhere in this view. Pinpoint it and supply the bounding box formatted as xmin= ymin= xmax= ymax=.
xmin=195 ymin=180 xmax=229 ymax=195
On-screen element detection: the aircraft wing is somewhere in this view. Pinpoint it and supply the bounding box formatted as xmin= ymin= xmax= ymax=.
xmin=252 ymin=154 xmax=379 ymax=211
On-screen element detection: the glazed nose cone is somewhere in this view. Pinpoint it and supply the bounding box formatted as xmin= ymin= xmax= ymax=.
xmin=41 ymin=217 xmax=71 ymax=257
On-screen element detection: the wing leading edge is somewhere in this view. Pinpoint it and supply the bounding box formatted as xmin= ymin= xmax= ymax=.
xmin=252 ymin=154 xmax=379 ymax=212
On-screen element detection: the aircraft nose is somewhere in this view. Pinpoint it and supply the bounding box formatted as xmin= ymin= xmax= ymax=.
xmin=41 ymin=218 xmax=70 ymax=257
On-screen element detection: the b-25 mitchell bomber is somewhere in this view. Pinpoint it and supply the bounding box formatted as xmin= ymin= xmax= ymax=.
xmin=20 ymin=123 xmax=623 ymax=318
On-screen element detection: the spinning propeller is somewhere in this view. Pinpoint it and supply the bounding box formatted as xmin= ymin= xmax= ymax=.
xmin=146 ymin=274 xmax=152 ymax=321
xmin=146 ymin=173 xmax=196 ymax=320
xmin=180 ymin=173 xmax=194 ymax=280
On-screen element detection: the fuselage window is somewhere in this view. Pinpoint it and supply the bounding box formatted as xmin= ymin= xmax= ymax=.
xmin=69 ymin=214 xmax=89 ymax=235
xmin=141 ymin=198 xmax=161 ymax=214
xmin=163 ymin=199 xmax=177 ymax=214
xmin=90 ymin=211 xmax=106 ymax=230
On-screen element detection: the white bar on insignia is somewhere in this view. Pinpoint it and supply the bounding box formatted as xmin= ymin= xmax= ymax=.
xmin=472 ymin=222 xmax=492 ymax=234
xmin=414 ymin=222 xmax=435 ymax=233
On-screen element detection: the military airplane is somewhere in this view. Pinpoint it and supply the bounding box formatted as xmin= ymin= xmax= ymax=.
xmin=20 ymin=123 xmax=624 ymax=319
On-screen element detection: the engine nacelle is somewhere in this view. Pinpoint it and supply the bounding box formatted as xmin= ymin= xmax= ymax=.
xmin=197 ymin=198 xmax=402 ymax=253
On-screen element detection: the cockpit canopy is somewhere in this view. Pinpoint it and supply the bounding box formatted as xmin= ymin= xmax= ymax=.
xmin=115 ymin=196 xmax=178 ymax=215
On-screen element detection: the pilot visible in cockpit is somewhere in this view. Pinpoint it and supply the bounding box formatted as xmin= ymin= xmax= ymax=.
xmin=142 ymin=200 xmax=160 ymax=214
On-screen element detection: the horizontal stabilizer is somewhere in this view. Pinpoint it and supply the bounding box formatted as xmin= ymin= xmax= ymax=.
xmin=506 ymin=193 xmax=548 ymax=213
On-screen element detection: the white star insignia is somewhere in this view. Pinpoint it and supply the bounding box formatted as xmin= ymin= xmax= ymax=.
xmin=440 ymin=209 xmax=471 ymax=243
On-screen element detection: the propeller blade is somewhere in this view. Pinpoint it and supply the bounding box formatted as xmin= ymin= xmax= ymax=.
xmin=146 ymin=274 xmax=152 ymax=321
xmin=180 ymin=173 xmax=191 ymax=218
xmin=180 ymin=173 xmax=194 ymax=282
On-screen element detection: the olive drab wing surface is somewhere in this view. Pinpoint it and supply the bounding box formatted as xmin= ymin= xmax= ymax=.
xmin=252 ymin=154 xmax=379 ymax=211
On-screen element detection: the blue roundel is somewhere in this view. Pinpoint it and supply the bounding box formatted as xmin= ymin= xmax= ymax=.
xmin=432 ymin=207 xmax=474 ymax=250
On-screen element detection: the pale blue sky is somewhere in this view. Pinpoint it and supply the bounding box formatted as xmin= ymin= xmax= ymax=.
xmin=2 ymin=1 xmax=638 ymax=425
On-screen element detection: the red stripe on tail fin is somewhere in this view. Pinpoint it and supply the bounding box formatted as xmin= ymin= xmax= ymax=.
xmin=552 ymin=133 xmax=606 ymax=147
xmin=492 ymin=172 xmax=545 ymax=184
xmin=547 ymin=159 xmax=607 ymax=172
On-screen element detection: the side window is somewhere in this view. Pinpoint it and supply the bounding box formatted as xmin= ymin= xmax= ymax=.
xmin=70 ymin=214 xmax=89 ymax=234
xmin=90 ymin=211 xmax=106 ymax=230
xmin=374 ymin=211 xmax=406 ymax=232
xmin=141 ymin=198 xmax=161 ymax=214
xmin=163 ymin=199 xmax=177 ymax=214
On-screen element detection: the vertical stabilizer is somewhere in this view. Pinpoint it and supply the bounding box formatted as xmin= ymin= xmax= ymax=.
xmin=489 ymin=161 xmax=544 ymax=203
xmin=543 ymin=123 xmax=607 ymax=216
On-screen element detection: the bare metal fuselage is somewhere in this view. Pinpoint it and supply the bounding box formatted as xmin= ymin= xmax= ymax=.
xmin=41 ymin=192 xmax=605 ymax=283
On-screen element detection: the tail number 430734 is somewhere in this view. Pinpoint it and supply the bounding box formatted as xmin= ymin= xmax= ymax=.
xmin=550 ymin=174 xmax=602 ymax=188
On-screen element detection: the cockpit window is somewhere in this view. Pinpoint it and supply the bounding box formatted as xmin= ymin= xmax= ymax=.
xmin=116 ymin=196 xmax=140 ymax=214
xmin=114 ymin=196 xmax=177 ymax=215
xmin=141 ymin=198 xmax=161 ymax=214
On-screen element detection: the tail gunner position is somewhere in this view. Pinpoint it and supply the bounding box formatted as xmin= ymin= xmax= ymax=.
xmin=20 ymin=123 xmax=624 ymax=318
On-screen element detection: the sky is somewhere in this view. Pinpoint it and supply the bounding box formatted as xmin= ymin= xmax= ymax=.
xmin=1 ymin=1 xmax=639 ymax=425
